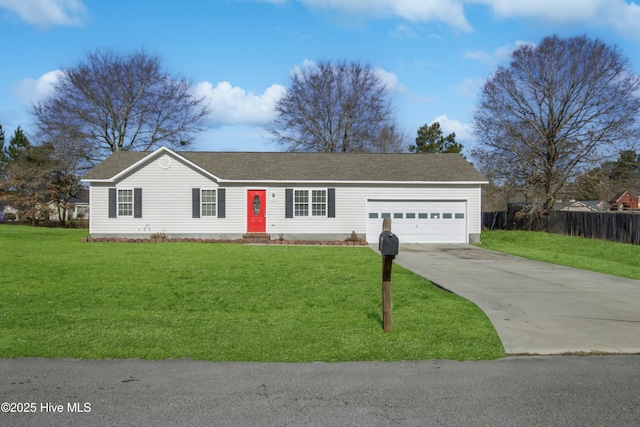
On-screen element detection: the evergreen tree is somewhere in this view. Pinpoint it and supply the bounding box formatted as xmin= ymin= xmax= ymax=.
xmin=0 ymin=124 xmax=6 ymax=179
xmin=409 ymin=122 xmax=463 ymax=154
xmin=6 ymin=126 xmax=30 ymax=163
xmin=1 ymin=126 xmax=31 ymax=181
xmin=608 ymin=150 xmax=639 ymax=187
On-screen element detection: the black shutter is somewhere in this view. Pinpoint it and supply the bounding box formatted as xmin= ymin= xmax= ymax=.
xmin=134 ymin=188 xmax=142 ymax=218
xmin=285 ymin=189 xmax=293 ymax=218
xmin=192 ymin=188 xmax=200 ymax=218
xmin=108 ymin=188 xmax=117 ymax=218
xmin=328 ymin=188 xmax=335 ymax=218
xmin=217 ymin=188 xmax=225 ymax=218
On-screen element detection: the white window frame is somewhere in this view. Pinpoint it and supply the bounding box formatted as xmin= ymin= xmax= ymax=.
xmin=311 ymin=189 xmax=327 ymax=216
xmin=294 ymin=189 xmax=308 ymax=217
xmin=118 ymin=189 xmax=133 ymax=217
xmin=201 ymin=189 xmax=217 ymax=217
xmin=294 ymin=189 xmax=327 ymax=217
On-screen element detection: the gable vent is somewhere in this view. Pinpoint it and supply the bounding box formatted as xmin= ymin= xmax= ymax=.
xmin=158 ymin=156 xmax=172 ymax=169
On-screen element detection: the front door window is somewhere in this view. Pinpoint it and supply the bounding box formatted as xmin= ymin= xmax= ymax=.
xmin=253 ymin=195 xmax=261 ymax=215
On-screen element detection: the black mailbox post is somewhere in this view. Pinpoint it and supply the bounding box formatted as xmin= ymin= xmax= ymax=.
xmin=379 ymin=231 xmax=399 ymax=256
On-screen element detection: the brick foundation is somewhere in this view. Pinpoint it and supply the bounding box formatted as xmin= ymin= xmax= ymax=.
xmin=82 ymin=237 xmax=368 ymax=246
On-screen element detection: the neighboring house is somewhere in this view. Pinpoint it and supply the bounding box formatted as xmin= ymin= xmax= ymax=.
xmin=1 ymin=191 xmax=90 ymax=223
xmin=608 ymin=190 xmax=638 ymax=211
xmin=1 ymin=203 xmax=18 ymax=222
xmin=559 ymin=201 xmax=603 ymax=212
xmin=47 ymin=189 xmax=90 ymax=222
xmin=81 ymin=146 xmax=488 ymax=244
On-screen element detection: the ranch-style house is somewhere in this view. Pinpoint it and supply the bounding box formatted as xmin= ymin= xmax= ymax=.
xmin=81 ymin=146 xmax=487 ymax=244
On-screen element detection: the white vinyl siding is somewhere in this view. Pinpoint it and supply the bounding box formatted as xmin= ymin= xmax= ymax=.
xmin=89 ymin=154 xmax=241 ymax=237
xmin=87 ymin=152 xmax=483 ymax=241
xmin=264 ymin=184 xmax=482 ymax=241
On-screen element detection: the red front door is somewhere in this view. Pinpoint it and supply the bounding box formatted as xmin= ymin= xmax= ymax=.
xmin=247 ymin=190 xmax=266 ymax=233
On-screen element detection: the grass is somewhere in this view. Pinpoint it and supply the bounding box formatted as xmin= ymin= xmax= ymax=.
xmin=0 ymin=225 xmax=503 ymax=361
xmin=478 ymin=230 xmax=640 ymax=280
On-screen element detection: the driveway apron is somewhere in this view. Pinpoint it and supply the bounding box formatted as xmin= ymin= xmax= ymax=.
xmin=389 ymin=244 xmax=640 ymax=355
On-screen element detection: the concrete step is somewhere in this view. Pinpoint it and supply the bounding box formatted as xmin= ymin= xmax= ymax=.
xmin=243 ymin=233 xmax=270 ymax=240
xmin=242 ymin=233 xmax=270 ymax=244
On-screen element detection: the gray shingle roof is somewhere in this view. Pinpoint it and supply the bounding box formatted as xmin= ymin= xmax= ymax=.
xmin=83 ymin=150 xmax=487 ymax=182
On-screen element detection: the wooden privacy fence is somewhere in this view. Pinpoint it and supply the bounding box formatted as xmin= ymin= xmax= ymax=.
xmin=548 ymin=211 xmax=640 ymax=245
xmin=484 ymin=210 xmax=640 ymax=245
xmin=482 ymin=210 xmax=547 ymax=232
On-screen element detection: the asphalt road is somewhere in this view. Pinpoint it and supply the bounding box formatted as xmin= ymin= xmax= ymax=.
xmin=2 ymin=356 xmax=640 ymax=426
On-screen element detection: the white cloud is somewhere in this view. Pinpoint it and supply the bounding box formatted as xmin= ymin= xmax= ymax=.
xmin=289 ymin=59 xmax=317 ymax=78
xmin=455 ymin=77 xmax=485 ymax=98
xmin=287 ymin=0 xmax=473 ymax=31
xmin=432 ymin=114 xmax=474 ymax=144
xmin=464 ymin=40 xmax=535 ymax=66
xmin=479 ymin=0 xmax=640 ymax=41
xmin=13 ymin=71 xmax=287 ymax=128
xmin=463 ymin=50 xmax=494 ymax=65
xmin=391 ymin=24 xmax=418 ymax=38
xmin=603 ymin=1 xmax=640 ymax=41
xmin=374 ymin=67 xmax=407 ymax=94
xmin=13 ymin=70 xmax=64 ymax=107
xmin=195 ymin=61 xmax=410 ymax=129
xmin=289 ymin=59 xmax=407 ymax=94
xmin=0 ymin=0 xmax=88 ymax=28
xmin=480 ymin=0 xmax=602 ymax=21
xmin=259 ymin=1 xmax=640 ymax=41
xmin=195 ymin=81 xmax=287 ymax=127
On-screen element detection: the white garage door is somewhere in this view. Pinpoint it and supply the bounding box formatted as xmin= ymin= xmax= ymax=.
xmin=367 ymin=200 xmax=467 ymax=244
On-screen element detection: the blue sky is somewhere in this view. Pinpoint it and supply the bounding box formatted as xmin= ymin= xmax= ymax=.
xmin=1 ymin=0 xmax=639 ymax=154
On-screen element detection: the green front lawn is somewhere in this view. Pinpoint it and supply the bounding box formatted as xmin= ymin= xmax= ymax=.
xmin=0 ymin=226 xmax=503 ymax=361
xmin=478 ymin=230 xmax=640 ymax=280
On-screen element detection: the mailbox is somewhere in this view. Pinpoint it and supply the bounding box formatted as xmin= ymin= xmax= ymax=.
xmin=379 ymin=231 xmax=399 ymax=256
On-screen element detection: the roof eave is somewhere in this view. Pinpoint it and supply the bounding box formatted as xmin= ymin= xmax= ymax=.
xmin=80 ymin=178 xmax=115 ymax=184
xmin=84 ymin=146 xmax=224 ymax=183
xmin=216 ymin=179 xmax=489 ymax=185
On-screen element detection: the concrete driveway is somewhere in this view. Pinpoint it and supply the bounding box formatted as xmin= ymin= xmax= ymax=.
xmin=391 ymin=244 xmax=640 ymax=355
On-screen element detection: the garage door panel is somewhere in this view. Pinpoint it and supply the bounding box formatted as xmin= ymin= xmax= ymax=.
xmin=367 ymin=200 xmax=467 ymax=244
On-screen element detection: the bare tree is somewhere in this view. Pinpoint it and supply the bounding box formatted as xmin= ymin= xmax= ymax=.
xmin=569 ymin=166 xmax=611 ymax=201
xmin=266 ymin=59 xmax=398 ymax=152
xmin=473 ymin=35 xmax=640 ymax=213
xmin=32 ymin=49 xmax=210 ymax=168
xmin=374 ymin=124 xmax=407 ymax=153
